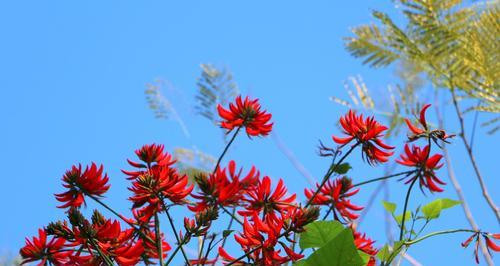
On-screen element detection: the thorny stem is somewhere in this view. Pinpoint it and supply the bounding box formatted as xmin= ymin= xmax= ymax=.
xmin=450 ymin=88 xmax=500 ymax=223
xmin=399 ymin=177 xmax=418 ymax=241
xmin=154 ymin=214 xmax=164 ymax=266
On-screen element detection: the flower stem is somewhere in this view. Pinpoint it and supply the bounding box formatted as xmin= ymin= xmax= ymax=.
xmin=164 ymin=233 xmax=190 ymax=266
xmin=214 ymin=207 xmax=238 ymax=263
xmin=351 ymin=170 xmax=416 ymax=188
xmin=405 ymin=229 xmax=476 ymax=246
xmin=87 ymin=237 xmax=113 ymax=266
xmin=399 ymin=177 xmax=418 ymax=241
xmin=160 ymin=201 xmax=191 ymax=266
xmin=213 ymin=126 xmax=242 ymax=173
xmin=154 ymin=214 xmax=164 ymax=266
xmin=87 ymin=194 xmax=156 ymax=245
xmin=220 ymin=205 xmax=243 ymax=225
xmin=304 ymin=142 xmax=359 ymax=208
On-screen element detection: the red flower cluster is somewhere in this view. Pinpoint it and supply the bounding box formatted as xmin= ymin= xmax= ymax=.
xmin=333 ymin=110 xmax=394 ymax=165
xmin=219 ymin=214 xmax=303 ymax=265
xmin=55 ymin=163 xmax=110 ymax=209
xmin=20 ymin=209 xmax=170 ymax=266
xmin=304 ymin=177 xmax=363 ymax=221
xmin=461 ymin=232 xmax=500 ymax=264
xmin=396 ymin=144 xmax=445 ymax=193
xmin=190 ymin=160 xmax=259 ymax=212
xmin=20 ymin=229 xmax=70 ymax=266
xmin=239 ymin=176 xmax=297 ymax=219
xmin=125 ymin=144 xmax=193 ymax=222
xmin=217 ymin=95 xmax=273 ymax=137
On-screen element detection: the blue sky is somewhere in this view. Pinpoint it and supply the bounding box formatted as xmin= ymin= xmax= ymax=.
xmin=0 ymin=1 xmax=498 ymax=265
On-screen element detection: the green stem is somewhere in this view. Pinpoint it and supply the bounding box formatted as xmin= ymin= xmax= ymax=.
xmin=220 ymin=205 xmax=243 ymax=225
xmin=213 ymin=126 xmax=242 ymax=173
xmin=305 ymin=143 xmax=359 ymax=208
xmin=351 ymin=170 xmax=416 ymax=188
xmin=154 ymin=214 xmax=164 ymax=266
xmin=399 ymin=177 xmax=418 ymax=241
xmin=87 ymin=194 xmax=156 ymax=245
xmin=405 ymin=229 xmax=477 ymax=246
xmin=87 ymin=237 xmax=113 ymax=266
xmin=164 ymin=234 xmax=190 ymax=266
xmin=161 ymin=202 xmax=191 ymax=266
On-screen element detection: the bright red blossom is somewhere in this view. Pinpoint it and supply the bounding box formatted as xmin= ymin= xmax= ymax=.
xmin=461 ymin=232 xmax=500 ymax=264
xmin=217 ymin=95 xmax=273 ymax=137
xmin=122 ymin=144 xmax=176 ymax=180
xmin=239 ymin=176 xmax=297 ymax=219
xmin=20 ymin=229 xmax=71 ymax=265
xmin=55 ymin=163 xmax=110 ymax=209
xmin=190 ymin=160 xmax=259 ymax=212
xmin=352 ymin=228 xmax=378 ymax=266
xmin=304 ymin=177 xmax=363 ymax=221
xmin=405 ymin=104 xmax=455 ymax=143
xmin=333 ymin=110 xmax=394 ymax=165
xmin=128 ymin=165 xmax=193 ymax=222
xmin=219 ymin=214 xmax=303 ymax=265
xmin=396 ymin=144 xmax=445 ymax=193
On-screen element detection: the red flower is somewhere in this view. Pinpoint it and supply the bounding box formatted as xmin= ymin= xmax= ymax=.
xmin=190 ymin=160 xmax=259 ymax=212
xmin=405 ymin=104 xmax=455 ymax=143
xmin=55 ymin=163 xmax=110 ymax=209
xmin=20 ymin=229 xmax=71 ymax=265
xmin=304 ymin=177 xmax=363 ymax=221
xmin=352 ymin=228 xmax=378 ymax=266
xmin=123 ymin=144 xmax=175 ymax=180
xmin=460 ymin=232 xmax=499 ymax=264
xmin=286 ymin=206 xmax=320 ymax=233
xmin=239 ymin=176 xmax=297 ymax=219
xmin=129 ymin=164 xmax=193 ymax=222
xmin=333 ymin=110 xmax=394 ymax=165
xmin=217 ymin=95 xmax=273 ymax=137
xmin=396 ymin=144 xmax=445 ymax=193
xmin=219 ymin=214 xmax=303 ymax=265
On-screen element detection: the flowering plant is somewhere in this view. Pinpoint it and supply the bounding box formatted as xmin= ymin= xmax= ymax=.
xmin=21 ymin=97 xmax=498 ymax=266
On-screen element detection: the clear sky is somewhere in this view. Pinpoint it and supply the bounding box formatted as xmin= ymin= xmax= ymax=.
xmin=0 ymin=1 xmax=498 ymax=265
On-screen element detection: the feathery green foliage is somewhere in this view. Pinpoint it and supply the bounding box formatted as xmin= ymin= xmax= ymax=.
xmin=345 ymin=0 xmax=499 ymax=131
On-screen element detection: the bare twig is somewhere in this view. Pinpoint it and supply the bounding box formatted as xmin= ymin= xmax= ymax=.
xmin=435 ymin=103 xmax=494 ymax=266
xmin=450 ymin=89 xmax=500 ymax=223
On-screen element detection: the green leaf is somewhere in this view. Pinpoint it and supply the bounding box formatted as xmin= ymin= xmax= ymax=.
xmin=222 ymin=230 xmax=234 ymax=238
xmin=333 ymin=163 xmax=352 ymax=174
xmin=299 ymin=221 xmax=344 ymax=249
xmin=395 ymin=211 xmax=411 ymax=225
xmin=421 ymin=198 xmax=461 ymax=219
xmin=303 ymin=228 xmax=365 ymax=266
xmin=377 ymin=244 xmax=391 ymax=262
xmin=377 ymin=241 xmax=404 ymax=263
xmin=382 ymin=200 xmax=397 ymax=214
xmin=358 ymin=251 xmax=371 ymax=264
